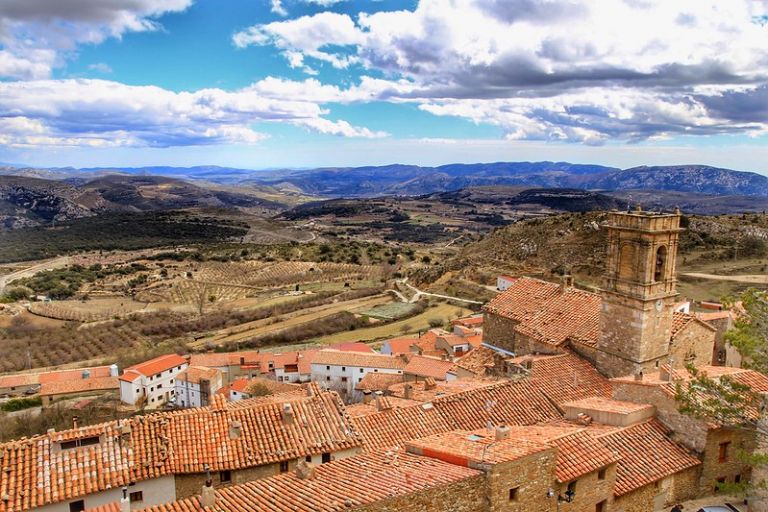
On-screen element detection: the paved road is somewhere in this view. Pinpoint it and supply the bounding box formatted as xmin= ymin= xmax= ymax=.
xmin=0 ymin=257 xmax=70 ymax=294
xmin=681 ymin=272 xmax=768 ymax=284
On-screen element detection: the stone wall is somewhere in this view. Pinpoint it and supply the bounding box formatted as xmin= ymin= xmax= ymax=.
xmin=613 ymin=483 xmax=659 ymax=512
xmin=483 ymin=313 xmax=519 ymax=353
xmin=698 ymin=427 xmax=754 ymax=495
xmin=174 ymin=462 xmax=282 ymax=499
xmin=486 ymin=448 xmax=557 ymax=512
xmin=556 ymin=464 xmax=617 ymax=512
xmin=668 ymin=320 xmax=716 ymax=368
xmin=352 ymin=474 xmax=486 ymax=512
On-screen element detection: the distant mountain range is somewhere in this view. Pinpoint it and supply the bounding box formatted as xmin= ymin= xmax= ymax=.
xmin=4 ymin=161 xmax=767 ymax=198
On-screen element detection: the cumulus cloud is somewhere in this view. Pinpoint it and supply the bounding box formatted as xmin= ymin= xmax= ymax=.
xmin=270 ymin=0 xmax=288 ymax=17
xmin=0 ymin=0 xmax=193 ymax=79
xmin=235 ymin=0 xmax=768 ymax=142
xmin=0 ymin=79 xmax=385 ymax=148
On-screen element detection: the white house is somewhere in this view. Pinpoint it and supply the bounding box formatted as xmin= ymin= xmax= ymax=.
xmin=310 ymin=350 xmax=407 ymax=397
xmin=174 ymin=366 xmax=223 ymax=408
xmin=118 ymin=354 xmax=188 ymax=408
xmin=496 ymin=275 xmax=517 ymax=291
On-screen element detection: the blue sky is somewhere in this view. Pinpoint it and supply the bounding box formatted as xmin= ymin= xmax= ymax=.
xmin=0 ymin=0 xmax=767 ymax=173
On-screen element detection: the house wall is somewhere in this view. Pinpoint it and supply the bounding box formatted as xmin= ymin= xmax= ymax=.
xmin=668 ymin=321 xmax=716 ymax=368
xmin=33 ymin=475 xmax=176 ymax=512
xmin=352 ymin=474 xmax=486 ymax=512
xmin=555 ymin=464 xmax=617 ymax=512
xmin=698 ymin=428 xmax=754 ymax=495
xmin=482 ymin=313 xmax=519 ymax=354
xmin=310 ymin=363 xmax=403 ymax=397
xmin=175 ymin=380 xmax=200 ymax=408
xmin=613 ymin=466 xmax=699 ymax=512
xmin=119 ymin=380 xmax=141 ymax=405
xmin=485 ymin=448 xmax=558 ymax=512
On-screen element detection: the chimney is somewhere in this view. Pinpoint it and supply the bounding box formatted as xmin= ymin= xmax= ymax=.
xmin=229 ymin=420 xmax=242 ymax=440
xmin=403 ymin=383 xmax=413 ymax=400
xmin=362 ymin=390 xmax=372 ymax=404
xmin=295 ymin=459 xmax=317 ymax=480
xmin=495 ymin=425 xmax=510 ymax=441
xmin=423 ymin=377 xmax=436 ymax=390
xmin=575 ymin=413 xmax=593 ymax=426
xmin=659 ymin=366 xmax=671 ymax=382
xmin=82 ymin=369 xmax=91 ymax=380
xmin=282 ymin=403 xmax=294 ymax=424
xmin=634 ymin=371 xmax=644 ymax=382
xmin=201 ymin=465 xmax=216 ymax=508
xmin=120 ymin=487 xmax=130 ymax=512
xmin=559 ymin=275 xmax=573 ymax=293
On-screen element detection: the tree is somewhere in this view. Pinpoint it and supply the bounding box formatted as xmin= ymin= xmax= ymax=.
xmin=726 ymin=288 xmax=768 ymax=374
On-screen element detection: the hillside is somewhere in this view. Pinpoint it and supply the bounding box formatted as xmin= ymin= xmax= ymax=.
xmin=0 ymin=174 xmax=289 ymax=229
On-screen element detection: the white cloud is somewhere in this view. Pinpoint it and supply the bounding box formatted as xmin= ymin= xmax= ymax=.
xmin=270 ymin=0 xmax=288 ymax=17
xmin=0 ymin=0 xmax=193 ymax=79
xmin=0 ymin=79 xmax=384 ymax=148
xmin=235 ymin=0 xmax=768 ymax=142
xmin=88 ymin=62 xmax=113 ymax=73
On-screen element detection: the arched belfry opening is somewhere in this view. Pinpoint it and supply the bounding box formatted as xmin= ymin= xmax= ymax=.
xmin=654 ymin=245 xmax=667 ymax=282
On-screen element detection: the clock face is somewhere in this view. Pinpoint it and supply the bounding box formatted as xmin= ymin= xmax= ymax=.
xmin=655 ymin=299 xmax=663 ymax=312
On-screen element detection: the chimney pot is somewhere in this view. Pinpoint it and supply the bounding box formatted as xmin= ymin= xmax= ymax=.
xmin=659 ymin=366 xmax=671 ymax=382
xmin=362 ymin=390 xmax=372 ymax=404
xmin=229 ymin=420 xmax=242 ymax=440
xmin=120 ymin=487 xmax=130 ymax=512
xmin=282 ymin=403 xmax=294 ymax=424
xmin=495 ymin=425 xmax=510 ymax=441
xmin=403 ymin=384 xmax=413 ymax=400
xmin=295 ymin=459 xmax=317 ymax=480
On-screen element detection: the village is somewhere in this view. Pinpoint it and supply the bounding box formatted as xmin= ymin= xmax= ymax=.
xmin=0 ymin=208 xmax=763 ymax=512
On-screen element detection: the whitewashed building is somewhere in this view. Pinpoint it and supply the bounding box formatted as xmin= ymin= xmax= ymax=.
xmin=310 ymin=350 xmax=406 ymax=397
xmin=118 ymin=354 xmax=188 ymax=408
xmin=174 ymin=366 xmax=223 ymax=408
xmin=496 ymin=275 xmax=517 ymax=291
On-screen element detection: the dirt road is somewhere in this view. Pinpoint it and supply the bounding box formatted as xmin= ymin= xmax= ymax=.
xmin=681 ymin=272 xmax=768 ymax=284
xmin=0 ymin=257 xmax=70 ymax=294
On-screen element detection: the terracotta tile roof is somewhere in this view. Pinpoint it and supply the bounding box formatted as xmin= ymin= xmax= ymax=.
xmin=406 ymin=430 xmax=551 ymax=466
xmin=84 ymin=502 xmax=121 ymax=512
xmin=354 ymin=372 xmax=403 ymax=392
xmin=598 ymin=419 xmax=701 ymax=496
xmin=327 ymin=342 xmax=375 ymax=353
xmin=563 ymin=396 xmax=653 ymax=415
xmin=39 ymin=377 xmax=118 ymax=397
xmin=671 ymin=312 xmax=716 ymax=338
xmin=0 ymin=366 xmax=114 ymax=389
xmin=483 ymin=277 xmax=601 ymax=347
xmin=188 ymin=351 xmax=264 ymax=368
xmin=545 ymin=429 xmax=620 ymax=482
xmin=312 ymin=350 xmax=407 ymax=370
xmin=119 ymin=354 xmax=187 ymax=382
xmin=454 ymin=346 xmax=497 ymax=377
xmin=351 ymin=401 xmax=455 ymax=452
xmin=345 ymin=397 xmax=420 ymax=418
xmin=383 ymin=337 xmax=422 ymax=355
xmin=229 ymin=377 xmax=300 ymax=395
xmin=696 ymin=311 xmax=735 ymax=322
xmin=388 ymin=379 xmax=495 ymax=402
xmin=355 ymin=379 xmax=563 ymax=452
xmin=437 ymin=334 xmax=470 ymax=347
xmin=514 ymin=352 xmax=613 ymax=405
xmin=403 ymin=355 xmax=456 ymax=380
xmin=452 ymin=315 xmax=484 ymax=327
xmin=141 ymin=450 xmax=481 ymax=512
xmin=176 ymin=366 xmax=220 ymax=385
xmin=0 ymin=390 xmax=361 ymax=512
xmin=465 ymin=334 xmax=483 ymax=348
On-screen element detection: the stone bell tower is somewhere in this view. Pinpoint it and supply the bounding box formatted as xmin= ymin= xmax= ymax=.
xmin=595 ymin=206 xmax=684 ymax=378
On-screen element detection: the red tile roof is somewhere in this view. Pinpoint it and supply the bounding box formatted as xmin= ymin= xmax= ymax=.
xmin=437 ymin=334 xmax=471 ymax=347
xmin=406 ymin=430 xmax=551 ymax=466
xmin=598 ymin=419 xmax=701 ymax=496
xmin=141 ymin=451 xmax=481 ymax=512
xmin=562 ymin=396 xmax=654 ymax=415
xmin=312 ymin=350 xmax=407 ymax=370
xmin=0 ymin=390 xmax=361 ymax=512
xmin=351 ymin=401 xmax=455 ymax=452
xmin=328 ymin=342 xmax=375 ymax=353
xmin=403 ymin=355 xmax=456 ymax=380
xmin=484 ymin=277 xmax=601 ymax=347
xmin=514 ymin=352 xmax=613 ymax=405
xmin=39 ymin=377 xmax=118 ymax=397
xmin=229 ymin=377 xmax=300 ymax=395
xmin=0 ymin=366 xmax=114 ymax=389
xmin=671 ymin=312 xmax=716 ymax=338
xmin=176 ymin=366 xmax=220 ymax=385
xmin=383 ymin=337 xmax=422 ymax=355
xmin=452 ymin=315 xmax=484 ymax=327
xmin=354 ymin=372 xmax=403 ymax=392
xmin=454 ymin=346 xmax=497 ymax=377
xmin=119 ymin=354 xmax=187 ymax=382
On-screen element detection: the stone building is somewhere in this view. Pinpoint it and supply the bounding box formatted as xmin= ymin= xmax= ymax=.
xmin=483 ymin=208 xmax=718 ymax=378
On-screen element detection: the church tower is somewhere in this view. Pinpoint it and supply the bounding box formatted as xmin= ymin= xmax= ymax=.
xmin=596 ymin=206 xmax=683 ymax=378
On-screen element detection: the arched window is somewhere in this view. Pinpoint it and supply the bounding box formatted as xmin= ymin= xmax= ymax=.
xmin=654 ymin=246 xmax=667 ymax=282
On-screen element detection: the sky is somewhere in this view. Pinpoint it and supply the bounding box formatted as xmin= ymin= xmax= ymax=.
xmin=0 ymin=0 xmax=768 ymax=172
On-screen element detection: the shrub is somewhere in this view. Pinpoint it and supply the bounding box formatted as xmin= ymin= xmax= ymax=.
xmin=1 ymin=396 xmax=42 ymax=412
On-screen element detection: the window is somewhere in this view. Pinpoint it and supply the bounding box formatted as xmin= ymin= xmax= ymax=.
xmin=69 ymin=500 xmax=85 ymax=512
xmin=322 ymin=453 xmax=331 ymax=464
xmin=374 ymin=369 xmax=378 ymax=373
xmin=597 ymin=468 xmax=606 ymax=480
xmin=735 ymin=474 xmax=742 ymax=484
xmin=136 ymin=389 xmax=140 ymax=393
xmin=715 ymin=477 xmax=726 ymax=492
xmin=567 ymin=481 xmax=577 ymax=495
xmin=129 ymin=491 xmax=143 ymax=503
xmin=170 ymin=379 xmax=174 ymax=384
xmin=326 ymin=365 xmax=330 ymax=370
xmin=157 ymin=384 xmax=162 ymax=389
xmin=359 ymin=368 xmax=364 ymax=373
xmin=342 ymin=367 xmax=346 ymax=372
xmin=341 ymin=377 xmax=348 ymax=383
xmin=718 ymin=441 xmax=731 ymax=463
xmin=60 ymin=436 xmax=100 ymax=450
xmin=326 ymin=376 xmax=331 ymax=381
xmin=358 ymin=378 xmax=363 ymax=382
xmin=280 ymin=461 xmax=289 ymax=473
xmin=150 ymin=387 xmax=154 ymax=392
xmin=177 ymin=366 xmax=182 ymax=370
xmin=508 ymin=487 xmax=519 ymax=501
xmin=305 ymin=455 xmax=312 ymax=463
xmin=219 ymin=470 xmax=232 ymax=483
xmin=596 ymin=500 xmax=606 ymax=512
xmin=654 ymin=246 xmax=667 ymax=282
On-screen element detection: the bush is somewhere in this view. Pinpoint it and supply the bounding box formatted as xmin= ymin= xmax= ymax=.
xmin=1 ymin=396 xmax=42 ymax=412
xmin=2 ymin=286 xmax=33 ymax=301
